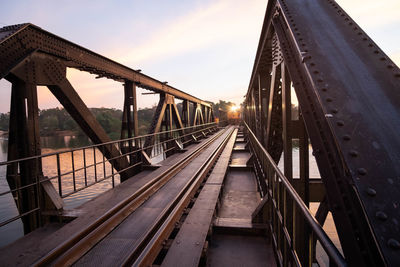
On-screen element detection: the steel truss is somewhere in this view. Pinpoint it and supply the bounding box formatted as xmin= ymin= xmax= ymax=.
xmin=0 ymin=24 xmax=214 ymax=233
xmin=245 ymin=0 xmax=400 ymax=266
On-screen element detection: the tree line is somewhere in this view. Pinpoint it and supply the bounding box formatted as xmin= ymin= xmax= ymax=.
xmin=0 ymin=100 xmax=237 ymax=140
xmin=0 ymin=107 xmax=153 ymax=140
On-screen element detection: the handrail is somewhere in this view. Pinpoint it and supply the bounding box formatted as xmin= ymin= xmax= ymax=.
xmin=244 ymin=121 xmax=346 ymax=266
xmin=0 ymin=122 xmax=218 ymax=230
xmin=0 ymin=122 xmax=217 ymax=166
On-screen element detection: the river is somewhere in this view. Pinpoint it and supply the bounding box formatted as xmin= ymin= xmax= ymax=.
xmin=0 ymin=135 xmax=123 ymax=247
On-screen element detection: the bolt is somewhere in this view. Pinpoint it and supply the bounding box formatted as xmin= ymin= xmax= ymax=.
xmin=357 ymin=168 xmax=367 ymax=175
xmin=337 ymin=121 xmax=344 ymax=126
xmin=366 ymin=188 xmax=376 ymax=196
xmin=376 ymin=211 xmax=388 ymax=221
xmin=388 ymin=239 xmax=400 ymax=250
xmin=342 ymin=135 xmax=351 ymax=141
xmin=349 ymin=150 xmax=358 ymax=157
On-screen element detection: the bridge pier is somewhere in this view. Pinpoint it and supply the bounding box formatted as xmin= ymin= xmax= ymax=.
xmin=6 ymin=73 xmax=42 ymax=234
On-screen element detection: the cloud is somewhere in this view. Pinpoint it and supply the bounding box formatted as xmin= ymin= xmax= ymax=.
xmin=65 ymin=68 xmax=159 ymax=110
xmin=111 ymin=0 xmax=265 ymax=66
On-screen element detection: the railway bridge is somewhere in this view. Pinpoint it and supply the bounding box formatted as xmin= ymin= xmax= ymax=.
xmin=0 ymin=0 xmax=399 ymax=266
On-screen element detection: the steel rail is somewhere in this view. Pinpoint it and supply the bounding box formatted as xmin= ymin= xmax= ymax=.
xmin=126 ymin=127 xmax=234 ymax=266
xmin=0 ymin=123 xmax=217 ymax=200
xmin=33 ymin=127 xmax=227 ymax=266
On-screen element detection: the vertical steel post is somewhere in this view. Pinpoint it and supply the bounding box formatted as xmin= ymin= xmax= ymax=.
xmin=281 ymin=63 xmax=293 ymax=265
xmin=6 ymin=74 xmax=42 ymax=233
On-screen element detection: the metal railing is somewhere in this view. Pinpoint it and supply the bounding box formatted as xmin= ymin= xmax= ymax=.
xmin=0 ymin=122 xmax=218 ymax=229
xmin=244 ymin=121 xmax=346 ymax=266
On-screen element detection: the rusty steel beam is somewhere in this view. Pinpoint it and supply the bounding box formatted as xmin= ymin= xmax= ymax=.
xmin=0 ymin=23 xmax=210 ymax=107
xmin=6 ymin=74 xmax=41 ymax=233
xmin=245 ymin=0 xmax=400 ymax=265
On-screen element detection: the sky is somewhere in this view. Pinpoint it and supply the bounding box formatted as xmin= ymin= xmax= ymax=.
xmin=0 ymin=0 xmax=399 ymax=113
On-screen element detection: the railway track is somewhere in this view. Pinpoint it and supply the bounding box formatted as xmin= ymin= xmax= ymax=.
xmin=34 ymin=126 xmax=234 ymax=266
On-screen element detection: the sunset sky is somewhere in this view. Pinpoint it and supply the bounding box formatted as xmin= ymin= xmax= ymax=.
xmin=0 ymin=0 xmax=399 ymax=113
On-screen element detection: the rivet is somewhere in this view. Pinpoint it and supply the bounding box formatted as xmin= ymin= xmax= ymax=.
xmin=349 ymin=150 xmax=358 ymax=157
xmin=366 ymin=188 xmax=376 ymax=196
xmin=357 ymin=168 xmax=367 ymax=175
xmin=388 ymin=239 xmax=400 ymax=250
xmin=337 ymin=120 xmax=344 ymax=126
xmin=376 ymin=211 xmax=388 ymax=221
xmin=331 ymin=108 xmax=338 ymax=114
xmin=311 ymin=149 xmax=317 ymax=156
xmin=343 ymin=135 xmax=351 ymax=141
xmin=326 ymin=98 xmax=332 ymax=102
xmin=322 ymin=88 xmax=327 ymax=91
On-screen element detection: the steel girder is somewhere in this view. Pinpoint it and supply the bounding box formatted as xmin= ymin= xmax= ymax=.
xmin=0 ymin=23 xmax=214 ymax=233
xmin=0 ymin=23 xmax=210 ymax=107
xmin=245 ymin=0 xmax=400 ymax=266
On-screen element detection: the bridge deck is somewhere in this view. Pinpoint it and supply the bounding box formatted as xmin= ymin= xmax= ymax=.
xmin=209 ymin=132 xmax=276 ymax=267
xmin=0 ymin=129 xmax=220 ymax=265
xmin=1 ymin=127 xmax=276 ymax=266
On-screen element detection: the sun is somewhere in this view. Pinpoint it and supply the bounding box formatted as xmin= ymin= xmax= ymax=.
xmin=230 ymin=105 xmax=239 ymax=112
